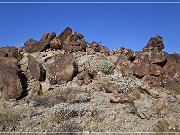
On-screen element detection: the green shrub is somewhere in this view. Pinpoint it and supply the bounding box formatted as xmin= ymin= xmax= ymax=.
xmin=95 ymin=57 xmax=115 ymax=74
xmin=173 ymin=87 xmax=180 ymax=94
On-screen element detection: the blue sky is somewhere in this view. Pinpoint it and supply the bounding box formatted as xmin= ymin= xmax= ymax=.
xmin=0 ymin=1 xmax=180 ymax=53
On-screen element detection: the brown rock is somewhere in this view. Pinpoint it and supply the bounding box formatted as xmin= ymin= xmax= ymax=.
xmin=77 ymin=69 xmax=94 ymax=85
xmin=114 ymin=47 xmax=135 ymax=61
xmin=21 ymin=39 xmax=47 ymax=53
xmin=133 ymin=62 xmax=150 ymax=78
xmin=21 ymin=32 xmax=56 ymax=53
xmin=28 ymin=54 xmax=46 ymax=81
xmin=0 ymin=46 xmax=22 ymax=60
xmin=46 ymin=53 xmax=78 ymax=85
xmin=28 ymin=81 xmax=42 ymax=99
xmin=68 ymin=32 xmax=84 ymax=43
xmin=143 ymin=35 xmax=164 ymax=51
xmin=49 ymin=37 xmax=62 ymax=49
xmin=40 ymin=32 xmax=56 ymax=43
xmin=115 ymin=57 xmax=135 ymax=76
xmin=58 ymin=27 xmax=73 ymax=45
xmin=86 ymin=41 xmax=110 ymax=55
xmin=0 ymin=57 xmax=22 ymax=100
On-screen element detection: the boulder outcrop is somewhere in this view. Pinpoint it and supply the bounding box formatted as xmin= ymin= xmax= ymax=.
xmin=46 ymin=53 xmax=78 ymax=85
xmin=0 ymin=57 xmax=23 ymax=100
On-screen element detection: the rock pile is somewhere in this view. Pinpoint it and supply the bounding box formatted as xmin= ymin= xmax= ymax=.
xmin=0 ymin=27 xmax=179 ymax=133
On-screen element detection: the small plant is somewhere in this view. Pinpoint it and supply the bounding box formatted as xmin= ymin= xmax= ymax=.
xmin=173 ymin=87 xmax=180 ymax=94
xmin=0 ymin=108 xmax=23 ymax=130
xmin=154 ymin=119 xmax=180 ymax=133
xmin=154 ymin=119 xmax=170 ymax=132
xmin=133 ymin=88 xmax=141 ymax=100
xmin=48 ymin=103 xmax=88 ymax=121
xmin=95 ymin=57 xmax=115 ymax=74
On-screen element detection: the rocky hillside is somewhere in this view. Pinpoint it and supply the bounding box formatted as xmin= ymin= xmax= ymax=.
xmin=0 ymin=27 xmax=180 ymax=133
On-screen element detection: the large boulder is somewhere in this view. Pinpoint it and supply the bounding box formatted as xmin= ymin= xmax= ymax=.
xmin=143 ymin=35 xmax=164 ymax=51
xmin=58 ymin=27 xmax=73 ymax=45
xmin=86 ymin=41 xmax=110 ymax=55
xmin=46 ymin=53 xmax=78 ymax=85
xmin=0 ymin=57 xmax=23 ymax=100
xmin=21 ymin=32 xmax=56 ymax=53
xmin=21 ymin=39 xmax=45 ymax=53
xmin=40 ymin=32 xmax=56 ymax=43
xmin=135 ymin=51 xmax=169 ymax=67
xmin=61 ymin=40 xmax=88 ymax=53
xmin=115 ymin=57 xmax=135 ymax=76
xmin=28 ymin=55 xmax=46 ymax=81
xmin=0 ymin=46 xmax=22 ymax=60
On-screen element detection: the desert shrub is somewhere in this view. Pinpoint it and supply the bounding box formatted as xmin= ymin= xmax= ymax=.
xmin=100 ymin=76 xmax=138 ymax=94
xmin=173 ymin=87 xmax=180 ymax=94
xmin=154 ymin=119 xmax=180 ymax=133
xmin=48 ymin=103 xmax=88 ymax=121
xmin=95 ymin=57 xmax=115 ymax=74
xmin=132 ymin=88 xmax=141 ymax=100
xmin=0 ymin=108 xmax=23 ymax=130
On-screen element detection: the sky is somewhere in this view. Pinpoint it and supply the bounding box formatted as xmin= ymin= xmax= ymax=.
xmin=0 ymin=1 xmax=180 ymax=53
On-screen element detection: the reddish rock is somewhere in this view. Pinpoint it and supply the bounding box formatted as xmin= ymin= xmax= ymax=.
xmin=0 ymin=46 xmax=22 ymax=60
xmin=115 ymin=57 xmax=135 ymax=76
xmin=133 ymin=62 xmax=150 ymax=78
xmin=143 ymin=35 xmax=164 ymax=51
xmin=0 ymin=57 xmax=23 ymax=100
xmin=77 ymin=69 xmax=95 ymax=85
xmin=28 ymin=55 xmax=46 ymax=81
xmin=163 ymin=54 xmax=180 ymax=83
xmin=46 ymin=53 xmax=78 ymax=85
xmin=114 ymin=47 xmax=135 ymax=61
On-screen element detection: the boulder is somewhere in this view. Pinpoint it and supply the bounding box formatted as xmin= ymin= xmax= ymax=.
xmin=46 ymin=53 xmax=78 ymax=85
xmin=77 ymin=69 xmax=94 ymax=85
xmin=21 ymin=32 xmax=56 ymax=53
xmin=40 ymin=32 xmax=56 ymax=43
xmin=58 ymin=27 xmax=73 ymax=45
xmin=21 ymin=39 xmax=46 ymax=53
xmin=136 ymin=51 xmax=169 ymax=67
xmin=133 ymin=62 xmax=150 ymax=79
xmin=0 ymin=57 xmax=23 ymax=100
xmin=28 ymin=54 xmax=46 ymax=81
xmin=115 ymin=57 xmax=135 ymax=76
xmin=86 ymin=41 xmax=110 ymax=55
xmin=49 ymin=37 xmax=62 ymax=49
xmin=114 ymin=47 xmax=135 ymax=61
xmin=0 ymin=46 xmax=22 ymax=60
xmin=143 ymin=35 xmax=164 ymax=51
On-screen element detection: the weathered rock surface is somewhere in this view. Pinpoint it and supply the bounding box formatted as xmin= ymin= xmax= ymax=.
xmin=28 ymin=54 xmax=46 ymax=81
xmin=21 ymin=32 xmax=56 ymax=53
xmin=0 ymin=28 xmax=179 ymax=133
xmin=58 ymin=27 xmax=73 ymax=45
xmin=143 ymin=34 xmax=164 ymax=51
xmin=0 ymin=57 xmax=23 ymax=100
xmin=46 ymin=53 xmax=78 ymax=85
xmin=0 ymin=46 xmax=22 ymax=59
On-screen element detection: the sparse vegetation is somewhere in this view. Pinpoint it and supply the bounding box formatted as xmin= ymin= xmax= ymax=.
xmin=133 ymin=88 xmax=141 ymax=100
xmin=154 ymin=119 xmax=180 ymax=133
xmin=95 ymin=57 xmax=115 ymax=74
xmin=173 ymin=87 xmax=180 ymax=94
xmin=0 ymin=107 xmax=23 ymax=130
